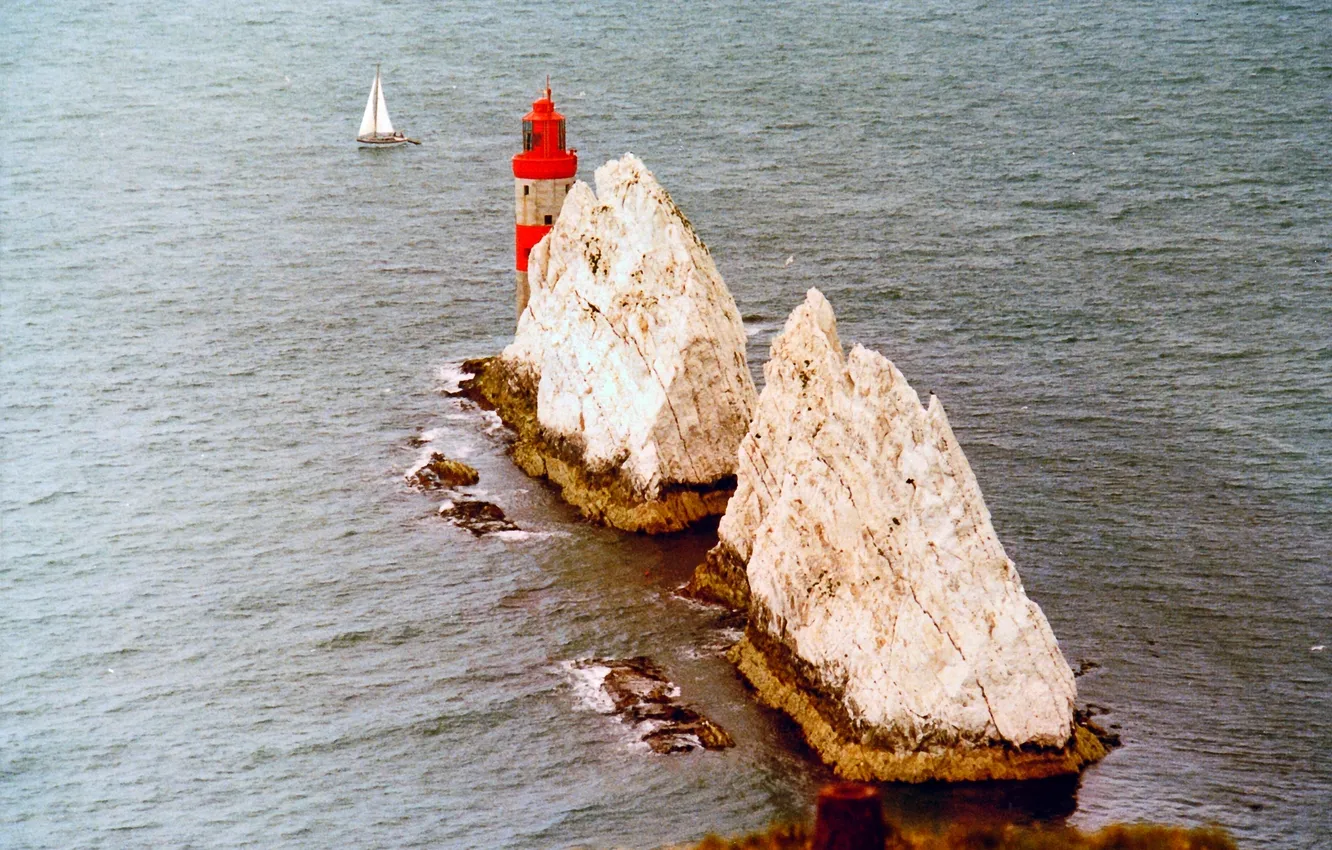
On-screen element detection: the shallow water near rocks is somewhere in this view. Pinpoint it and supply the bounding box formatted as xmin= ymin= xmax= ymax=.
xmin=2 ymin=2 xmax=1329 ymax=848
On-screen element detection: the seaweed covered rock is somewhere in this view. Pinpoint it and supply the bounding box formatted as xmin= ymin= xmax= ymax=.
xmin=405 ymin=451 xmax=480 ymax=490
xmin=460 ymin=154 xmax=756 ymax=533
xmin=694 ymin=288 xmax=1106 ymax=782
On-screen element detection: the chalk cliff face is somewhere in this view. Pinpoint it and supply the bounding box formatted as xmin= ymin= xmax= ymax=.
xmin=461 ymin=154 xmax=756 ymax=533
xmin=695 ymin=289 xmax=1105 ymax=781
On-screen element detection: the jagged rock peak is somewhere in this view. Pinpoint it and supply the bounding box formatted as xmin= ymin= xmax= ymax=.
xmin=461 ymin=154 xmax=756 ymax=533
xmin=700 ymin=288 xmax=1103 ymax=781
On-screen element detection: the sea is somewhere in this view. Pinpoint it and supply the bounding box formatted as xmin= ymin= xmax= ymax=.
xmin=2 ymin=1 xmax=1329 ymax=848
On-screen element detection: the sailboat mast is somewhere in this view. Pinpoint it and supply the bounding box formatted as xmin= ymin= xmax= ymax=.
xmin=373 ymin=64 xmax=381 ymax=136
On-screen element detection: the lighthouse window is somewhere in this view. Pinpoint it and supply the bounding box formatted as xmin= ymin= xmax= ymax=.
xmin=558 ymin=120 xmax=566 ymax=150
xmin=522 ymin=120 xmax=534 ymax=151
xmin=523 ymin=185 xmax=530 ymax=196
xmin=544 ymin=214 xmax=553 ymax=225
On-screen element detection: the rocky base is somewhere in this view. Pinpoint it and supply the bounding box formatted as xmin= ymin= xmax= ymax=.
xmin=457 ymin=357 xmax=735 ymax=533
xmin=575 ymin=657 xmax=734 ymax=753
xmin=729 ymin=631 xmax=1108 ymax=783
xmin=682 ymin=542 xmax=751 ymax=610
xmin=406 ymin=451 xmax=480 ymax=490
xmin=679 ymin=819 xmax=1236 ymax=850
xmin=438 ymin=498 xmax=519 ymax=536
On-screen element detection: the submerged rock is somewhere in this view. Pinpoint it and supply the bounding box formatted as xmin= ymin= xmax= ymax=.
xmin=406 ymin=451 xmax=480 ymax=490
xmin=573 ymin=656 xmax=734 ymax=753
xmin=438 ymin=498 xmax=518 ymax=536
xmin=460 ymin=154 xmax=756 ymax=533
xmin=692 ymin=289 xmax=1106 ymax=782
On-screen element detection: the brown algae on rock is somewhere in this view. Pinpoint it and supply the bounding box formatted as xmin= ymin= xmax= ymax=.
xmin=459 ymin=356 xmax=735 ymax=533
xmin=729 ymin=630 xmax=1106 ymax=783
xmin=405 ymin=451 xmax=480 ymax=490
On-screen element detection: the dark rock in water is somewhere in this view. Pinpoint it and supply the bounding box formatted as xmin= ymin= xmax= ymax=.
xmin=1075 ymin=707 xmax=1122 ymax=748
xmin=407 ymin=451 xmax=480 ymax=490
xmin=1074 ymin=658 xmax=1101 ymax=677
xmin=439 ymin=499 xmax=519 ymax=535
xmin=574 ymin=656 xmax=734 ymax=753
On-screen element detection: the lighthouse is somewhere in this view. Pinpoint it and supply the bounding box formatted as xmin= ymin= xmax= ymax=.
xmin=512 ymin=79 xmax=577 ymax=320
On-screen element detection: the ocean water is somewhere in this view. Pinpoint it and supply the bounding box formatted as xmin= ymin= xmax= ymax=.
xmin=2 ymin=1 xmax=1329 ymax=848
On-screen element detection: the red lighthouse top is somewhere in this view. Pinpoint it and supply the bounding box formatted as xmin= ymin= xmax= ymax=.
xmin=512 ymin=80 xmax=577 ymax=181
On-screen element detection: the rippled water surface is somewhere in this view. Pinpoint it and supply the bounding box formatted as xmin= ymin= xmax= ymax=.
xmin=3 ymin=2 xmax=1329 ymax=848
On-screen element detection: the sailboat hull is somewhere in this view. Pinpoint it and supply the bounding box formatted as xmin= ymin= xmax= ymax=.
xmin=357 ymin=135 xmax=409 ymax=147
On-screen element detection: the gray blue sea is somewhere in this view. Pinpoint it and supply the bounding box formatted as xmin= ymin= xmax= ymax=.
xmin=3 ymin=1 xmax=1329 ymax=847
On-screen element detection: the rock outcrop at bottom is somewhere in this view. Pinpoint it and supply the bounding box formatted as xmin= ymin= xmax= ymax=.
xmin=729 ymin=631 xmax=1107 ymax=783
xmin=458 ymin=357 xmax=735 ymax=533
xmin=573 ymin=657 xmax=734 ymax=753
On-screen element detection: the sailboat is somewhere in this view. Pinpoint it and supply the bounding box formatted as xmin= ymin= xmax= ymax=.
xmin=357 ymin=64 xmax=420 ymax=146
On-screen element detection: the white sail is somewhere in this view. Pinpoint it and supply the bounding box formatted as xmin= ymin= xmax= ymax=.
xmin=374 ymin=74 xmax=394 ymax=135
xmin=357 ymin=67 xmax=395 ymax=138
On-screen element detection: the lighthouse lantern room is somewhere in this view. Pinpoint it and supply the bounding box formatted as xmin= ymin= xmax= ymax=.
xmin=512 ymin=79 xmax=577 ymax=319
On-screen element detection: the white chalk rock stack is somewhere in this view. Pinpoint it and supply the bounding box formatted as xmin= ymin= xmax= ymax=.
xmin=710 ymin=288 xmax=1104 ymax=781
xmin=462 ymin=154 xmax=756 ymax=533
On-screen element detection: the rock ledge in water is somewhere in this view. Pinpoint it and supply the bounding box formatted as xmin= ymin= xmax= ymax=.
xmin=438 ymin=498 xmax=519 ymax=536
xmin=406 ymin=451 xmax=480 ymax=490
xmin=573 ymin=657 xmax=734 ymax=753
xmin=459 ymin=154 xmax=756 ymax=533
xmin=693 ymin=289 xmax=1105 ymax=782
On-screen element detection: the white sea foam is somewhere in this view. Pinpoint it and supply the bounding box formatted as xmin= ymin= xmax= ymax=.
xmin=682 ymin=626 xmax=745 ymax=659
xmin=435 ymin=362 xmax=474 ymax=394
xmin=562 ymin=660 xmax=615 ymax=714
xmin=405 ymin=456 xmax=431 ymax=481
xmin=480 ymin=410 xmax=505 ymax=434
xmin=673 ymin=585 xmax=729 ymax=610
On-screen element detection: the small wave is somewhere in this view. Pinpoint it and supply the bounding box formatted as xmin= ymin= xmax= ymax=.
xmin=321 ymin=630 xmax=374 ymax=649
xmin=24 ymin=489 xmax=70 ymax=507
xmin=491 ymin=529 xmax=571 ymax=543
xmin=1016 ymin=198 xmax=1097 ymax=212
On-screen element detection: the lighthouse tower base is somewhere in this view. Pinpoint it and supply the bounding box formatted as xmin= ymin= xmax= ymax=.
xmin=515 ymin=271 xmax=530 ymax=319
xmin=514 ymin=175 xmax=573 ymax=320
